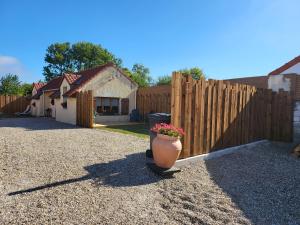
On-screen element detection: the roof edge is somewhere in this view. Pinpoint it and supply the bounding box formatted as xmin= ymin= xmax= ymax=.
xmin=269 ymin=55 xmax=300 ymax=75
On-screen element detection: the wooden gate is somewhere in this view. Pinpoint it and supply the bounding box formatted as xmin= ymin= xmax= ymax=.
xmin=76 ymin=90 xmax=94 ymax=128
xmin=171 ymin=72 xmax=294 ymax=158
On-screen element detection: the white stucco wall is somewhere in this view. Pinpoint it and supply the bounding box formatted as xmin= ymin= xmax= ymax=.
xmin=31 ymin=99 xmax=43 ymax=116
xmin=32 ymin=87 xmax=37 ymax=96
xmin=55 ymin=98 xmax=77 ymax=125
xmin=55 ymin=78 xmax=76 ymax=125
xmin=294 ymin=101 xmax=300 ymax=141
xmin=268 ymin=74 xmax=291 ymax=92
xmin=281 ymin=62 xmax=300 ymax=74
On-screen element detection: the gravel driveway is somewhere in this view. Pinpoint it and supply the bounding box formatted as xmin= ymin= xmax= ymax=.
xmin=0 ymin=118 xmax=299 ymax=225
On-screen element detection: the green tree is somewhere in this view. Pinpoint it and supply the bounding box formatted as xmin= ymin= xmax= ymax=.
xmin=19 ymin=83 xmax=33 ymax=96
xmin=178 ymin=67 xmax=205 ymax=80
xmin=43 ymin=42 xmax=122 ymax=81
xmin=43 ymin=42 xmax=73 ymax=81
xmin=130 ymin=64 xmax=152 ymax=87
xmin=71 ymin=42 xmax=122 ymax=71
xmin=155 ymin=67 xmax=205 ymax=86
xmin=156 ymin=75 xmax=172 ymax=86
xmin=0 ymin=74 xmax=21 ymax=95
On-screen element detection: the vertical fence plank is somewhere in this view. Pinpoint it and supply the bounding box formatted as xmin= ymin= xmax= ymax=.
xmin=210 ymin=81 xmax=217 ymax=150
xmin=183 ymin=76 xmax=193 ymax=158
xmin=193 ymin=80 xmax=200 ymax=155
xmin=205 ymin=80 xmax=213 ymax=153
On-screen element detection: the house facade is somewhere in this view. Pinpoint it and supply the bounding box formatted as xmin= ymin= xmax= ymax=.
xmin=31 ymin=77 xmax=63 ymax=118
xmin=31 ymin=63 xmax=138 ymax=125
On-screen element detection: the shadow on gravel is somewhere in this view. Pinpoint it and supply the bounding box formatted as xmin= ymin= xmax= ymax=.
xmin=8 ymin=152 xmax=162 ymax=196
xmin=0 ymin=117 xmax=79 ymax=131
xmin=205 ymin=141 xmax=300 ymax=225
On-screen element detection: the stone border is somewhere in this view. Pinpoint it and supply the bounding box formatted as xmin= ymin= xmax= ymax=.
xmin=175 ymin=140 xmax=268 ymax=168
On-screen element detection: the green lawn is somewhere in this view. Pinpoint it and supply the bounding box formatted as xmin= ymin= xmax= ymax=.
xmin=97 ymin=123 xmax=150 ymax=139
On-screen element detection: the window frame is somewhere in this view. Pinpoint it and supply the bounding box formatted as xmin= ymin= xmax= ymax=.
xmin=95 ymin=97 xmax=120 ymax=115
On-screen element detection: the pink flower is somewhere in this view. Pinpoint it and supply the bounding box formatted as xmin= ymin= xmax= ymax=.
xmin=151 ymin=123 xmax=185 ymax=138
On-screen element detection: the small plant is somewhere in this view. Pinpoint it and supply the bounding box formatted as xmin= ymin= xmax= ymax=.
xmin=151 ymin=123 xmax=184 ymax=138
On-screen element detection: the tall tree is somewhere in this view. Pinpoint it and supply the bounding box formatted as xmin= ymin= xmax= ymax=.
xmin=43 ymin=42 xmax=122 ymax=81
xmin=0 ymin=74 xmax=21 ymax=95
xmin=43 ymin=43 xmax=73 ymax=81
xmin=130 ymin=64 xmax=152 ymax=87
xmin=19 ymin=83 xmax=33 ymax=96
xmin=71 ymin=42 xmax=122 ymax=71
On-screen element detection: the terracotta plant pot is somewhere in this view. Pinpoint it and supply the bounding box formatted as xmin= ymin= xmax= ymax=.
xmin=152 ymin=133 xmax=182 ymax=168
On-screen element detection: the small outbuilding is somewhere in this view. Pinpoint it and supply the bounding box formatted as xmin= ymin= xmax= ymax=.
xmin=31 ymin=63 xmax=138 ymax=125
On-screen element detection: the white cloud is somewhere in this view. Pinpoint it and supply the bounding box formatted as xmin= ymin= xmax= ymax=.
xmin=0 ymin=56 xmax=19 ymax=65
xmin=0 ymin=55 xmax=31 ymax=80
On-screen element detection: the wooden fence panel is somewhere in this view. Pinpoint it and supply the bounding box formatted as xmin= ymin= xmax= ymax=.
xmin=137 ymin=85 xmax=171 ymax=120
xmin=170 ymin=74 xmax=294 ymax=159
xmin=0 ymin=95 xmax=30 ymax=114
xmin=76 ymin=91 xmax=93 ymax=128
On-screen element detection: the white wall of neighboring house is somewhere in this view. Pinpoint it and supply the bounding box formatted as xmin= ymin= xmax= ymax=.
xmin=294 ymin=102 xmax=300 ymax=140
xmin=268 ymin=74 xmax=291 ymax=92
xmin=55 ymin=78 xmax=77 ymax=125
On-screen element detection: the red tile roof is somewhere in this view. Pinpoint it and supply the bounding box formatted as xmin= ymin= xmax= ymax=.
xmin=269 ymin=55 xmax=300 ymax=75
xmin=64 ymin=73 xmax=81 ymax=84
xmin=31 ymin=76 xmax=64 ymax=99
xmin=33 ymin=82 xmax=45 ymax=91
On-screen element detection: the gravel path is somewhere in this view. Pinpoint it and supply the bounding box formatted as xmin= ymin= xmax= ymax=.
xmin=0 ymin=118 xmax=299 ymax=225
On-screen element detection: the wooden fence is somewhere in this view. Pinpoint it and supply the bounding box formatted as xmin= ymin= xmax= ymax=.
xmin=171 ymin=73 xmax=293 ymax=159
xmin=136 ymin=85 xmax=171 ymax=120
xmin=76 ymin=91 xmax=94 ymax=128
xmin=0 ymin=95 xmax=30 ymax=114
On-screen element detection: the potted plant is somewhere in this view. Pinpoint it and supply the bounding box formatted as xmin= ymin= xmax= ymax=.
xmin=151 ymin=123 xmax=184 ymax=168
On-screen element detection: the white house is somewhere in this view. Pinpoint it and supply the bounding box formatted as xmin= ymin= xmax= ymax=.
xmin=31 ymin=63 xmax=138 ymax=125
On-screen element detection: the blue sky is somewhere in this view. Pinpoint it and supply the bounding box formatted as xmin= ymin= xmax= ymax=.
xmin=0 ymin=0 xmax=299 ymax=83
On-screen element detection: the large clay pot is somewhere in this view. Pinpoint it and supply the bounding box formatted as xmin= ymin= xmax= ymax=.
xmin=152 ymin=133 xmax=182 ymax=168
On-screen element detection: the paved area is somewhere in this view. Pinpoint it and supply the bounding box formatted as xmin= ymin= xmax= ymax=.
xmin=0 ymin=118 xmax=299 ymax=225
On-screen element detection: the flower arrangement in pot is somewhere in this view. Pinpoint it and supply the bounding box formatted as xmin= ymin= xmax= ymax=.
xmin=151 ymin=123 xmax=184 ymax=168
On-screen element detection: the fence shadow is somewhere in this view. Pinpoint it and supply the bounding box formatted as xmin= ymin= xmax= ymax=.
xmin=0 ymin=117 xmax=80 ymax=131
xmin=204 ymin=141 xmax=300 ymax=224
xmin=8 ymin=152 xmax=161 ymax=196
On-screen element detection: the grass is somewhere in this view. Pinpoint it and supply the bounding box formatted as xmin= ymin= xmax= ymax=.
xmin=97 ymin=123 xmax=149 ymax=139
